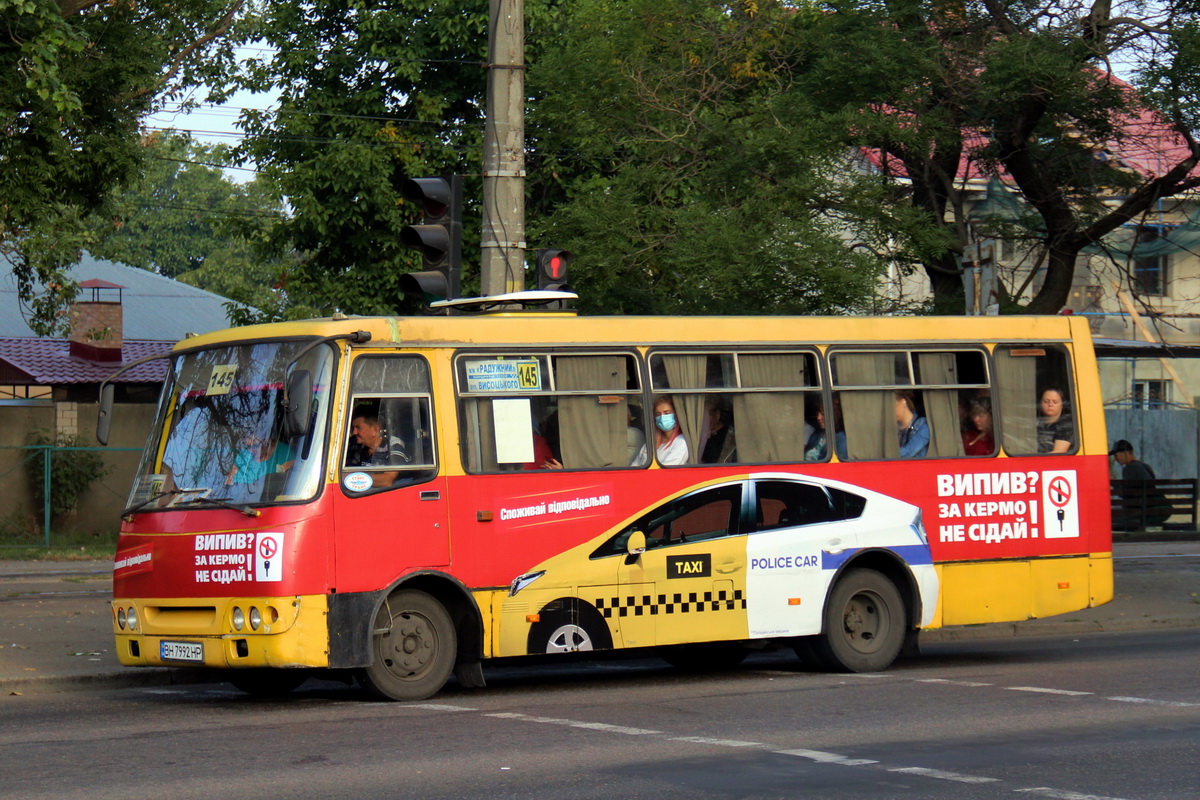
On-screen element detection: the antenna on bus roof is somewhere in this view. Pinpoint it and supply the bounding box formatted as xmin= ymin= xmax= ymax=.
xmin=429 ymin=290 xmax=578 ymax=314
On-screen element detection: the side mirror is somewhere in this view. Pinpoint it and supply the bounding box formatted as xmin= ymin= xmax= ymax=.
xmin=96 ymin=383 xmax=115 ymax=445
xmin=625 ymin=530 xmax=646 ymax=556
xmin=281 ymin=369 xmax=313 ymax=439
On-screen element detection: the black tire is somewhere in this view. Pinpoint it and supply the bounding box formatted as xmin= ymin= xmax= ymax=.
xmin=228 ymin=669 xmax=309 ymax=698
xmin=659 ymin=642 xmax=749 ymax=671
xmin=358 ymin=589 xmax=456 ymax=701
xmin=528 ymin=602 xmax=612 ymax=654
xmin=812 ymin=568 xmax=906 ymax=673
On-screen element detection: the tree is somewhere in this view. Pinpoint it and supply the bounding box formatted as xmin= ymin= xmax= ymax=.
xmin=788 ymin=0 xmax=1200 ymax=314
xmin=87 ymin=132 xmax=301 ymax=320
xmin=209 ymin=0 xmax=894 ymax=316
xmin=204 ymin=0 xmax=501 ymax=317
xmin=526 ymin=0 xmax=912 ymax=315
xmin=1 ymin=0 xmax=244 ymax=334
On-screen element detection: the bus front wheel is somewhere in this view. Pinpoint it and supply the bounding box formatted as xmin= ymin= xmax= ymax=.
xmin=813 ymin=568 xmax=905 ymax=673
xmin=359 ymin=589 xmax=456 ymax=701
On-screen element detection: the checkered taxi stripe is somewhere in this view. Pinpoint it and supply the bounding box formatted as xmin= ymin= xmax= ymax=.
xmin=595 ymin=589 xmax=746 ymax=618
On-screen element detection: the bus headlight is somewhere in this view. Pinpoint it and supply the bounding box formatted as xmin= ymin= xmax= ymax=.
xmin=232 ymin=606 xmax=245 ymax=631
xmin=117 ymin=608 xmax=126 ymax=630
xmin=126 ymin=606 xmax=138 ymax=631
xmin=249 ymin=606 xmax=262 ymax=631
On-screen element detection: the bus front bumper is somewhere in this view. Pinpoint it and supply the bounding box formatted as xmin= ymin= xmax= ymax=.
xmin=111 ymin=594 xmax=330 ymax=669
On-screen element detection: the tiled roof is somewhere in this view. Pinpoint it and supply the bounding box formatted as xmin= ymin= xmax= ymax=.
xmin=861 ymin=73 xmax=1198 ymax=188
xmin=1 ymin=253 xmax=243 ymax=340
xmin=0 ymin=338 xmax=171 ymax=384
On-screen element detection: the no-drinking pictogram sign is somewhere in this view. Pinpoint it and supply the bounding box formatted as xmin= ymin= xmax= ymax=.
xmin=1048 ymin=476 xmax=1072 ymax=508
xmin=1041 ymin=470 xmax=1079 ymax=539
xmin=258 ymin=536 xmax=279 ymax=560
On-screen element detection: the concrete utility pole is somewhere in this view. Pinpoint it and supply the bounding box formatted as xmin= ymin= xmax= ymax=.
xmin=480 ymin=0 xmax=526 ymax=295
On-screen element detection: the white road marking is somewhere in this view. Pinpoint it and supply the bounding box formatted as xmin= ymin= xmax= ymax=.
xmin=1007 ymin=686 xmax=1093 ymax=696
xmin=409 ymin=703 xmax=478 ymax=712
xmin=486 ymin=712 xmax=660 ymax=735
xmin=670 ymin=736 xmax=762 ymax=747
xmin=888 ymin=766 xmax=999 ymax=783
xmin=1015 ymin=787 xmax=1132 ymax=800
xmin=915 ymin=678 xmax=993 ymax=687
xmin=1106 ymin=695 xmax=1198 ymax=708
xmin=774 ymin=748 xmax=878 ymax=766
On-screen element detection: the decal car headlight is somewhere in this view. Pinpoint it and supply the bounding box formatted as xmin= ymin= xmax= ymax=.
xmin=508 ymin=570 xmax=546 ymax=597
xmin=249 ymin=606 xmax=262 ymax=631
xmin=117 ymin=608 xmax=126 ymax=630
xmin=911 ymin=511 xmax=928 ymax=545
xmin=126 ymin=606 xmax=138 ymax=632
xmin=232 ymin=606 xmax=245 ymax=631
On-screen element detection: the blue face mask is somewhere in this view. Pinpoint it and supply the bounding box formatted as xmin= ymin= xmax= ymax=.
xmin=655 ymin=413 xmax=676 ymax=432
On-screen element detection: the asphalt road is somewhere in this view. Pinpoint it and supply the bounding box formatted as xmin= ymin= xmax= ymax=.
xmin=3 ymin=628 xmax=1197 ymax=800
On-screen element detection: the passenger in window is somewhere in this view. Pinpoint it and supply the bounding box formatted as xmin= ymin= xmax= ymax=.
xmin=521 ymin=428 xmax=562 ymax=470
xmin=701 ymin=397 xmax=736 ymax=463
xmin=1037 ymin=386 xmax=1074 ymax=454
xmin=895 ymin=390 xmax=930 ymax=458
xmin=627 ymin=404 xmax=648 ymax=466
xmin=804 ymin=402 xmax=847 ymax=461
xmin=637 ymin=395 xmax=689 ymax=465
xmin=226 ymin=432 xmax=294 ymax=499
xmin=346 ymin=412 xmax=410 ymax=486
xmin=962 ymin=396 xmax=995 ymax=456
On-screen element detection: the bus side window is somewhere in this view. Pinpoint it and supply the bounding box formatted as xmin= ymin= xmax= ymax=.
xmin=343 ymin=356 xmax=437 ymax=492
xmin=994 ymin=345 xmax=1076 ymax=455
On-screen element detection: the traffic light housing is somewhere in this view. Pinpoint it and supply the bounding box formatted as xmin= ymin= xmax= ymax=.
xmin=399 ymin=175 xmax=462 ymax=302
xmin=536 ymin=248 xmax=572 ymax=291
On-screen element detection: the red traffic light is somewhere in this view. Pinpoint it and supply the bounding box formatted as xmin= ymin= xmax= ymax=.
xmin=536 ymin=249 xmax=572 ymax=289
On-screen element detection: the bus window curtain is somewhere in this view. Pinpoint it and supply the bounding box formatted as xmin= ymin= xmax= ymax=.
xmin=557 ymin=356 xmax=626 ymax=468
xmin=734 ymin=354 xmax=808 ymax=463
xmin=995 ymin=349 xmax=1038 ymax=454
xmin=836 ymin=353 xmax=896 ymax=460
xmin=917 ymin=352 xmax=965 ymax=458
xmin=462 ymin=398 xmax=497 ymax=472
xmin=661 ymin=355 xmax=706 ymax=465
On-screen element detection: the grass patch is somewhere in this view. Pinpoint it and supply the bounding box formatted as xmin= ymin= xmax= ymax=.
xmin=0 ymin=532 xmax=118 ymax=561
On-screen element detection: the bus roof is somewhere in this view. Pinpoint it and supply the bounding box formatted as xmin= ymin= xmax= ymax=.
xmin=173 ymin=312 xmax=1093 ymax=352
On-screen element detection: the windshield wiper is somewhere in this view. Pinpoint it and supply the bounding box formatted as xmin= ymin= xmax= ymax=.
xmin=122 ymin=489 xmax=186 ymax=518
xmin=175 ymin=495 xmax=262 ymax=517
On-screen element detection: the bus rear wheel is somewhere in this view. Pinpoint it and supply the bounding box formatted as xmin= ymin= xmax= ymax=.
xmin=359 ymin=589 xmax=456 ymax=701
xmin=813 ymin=568 xmax=905 ymax=673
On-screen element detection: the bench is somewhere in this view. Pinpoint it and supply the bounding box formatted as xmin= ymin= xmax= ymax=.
xmin=1110 ymin=478 xmax=1198 ymax=531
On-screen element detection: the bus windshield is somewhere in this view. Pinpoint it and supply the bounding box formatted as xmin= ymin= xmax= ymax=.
xmin=126 ymin=340 xmax=335 ymax=511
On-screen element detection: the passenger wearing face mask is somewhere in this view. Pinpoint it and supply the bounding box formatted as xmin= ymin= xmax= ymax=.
xmin=649 ymin=395 xmax=689 ymax=465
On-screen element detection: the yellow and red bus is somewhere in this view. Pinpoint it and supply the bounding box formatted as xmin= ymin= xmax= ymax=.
xmin=105 ymin=295 xmax=1113 ymax=700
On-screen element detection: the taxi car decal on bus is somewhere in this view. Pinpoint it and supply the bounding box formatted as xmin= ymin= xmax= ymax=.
xmin=501 ymin=472 xmax=938 ymax=657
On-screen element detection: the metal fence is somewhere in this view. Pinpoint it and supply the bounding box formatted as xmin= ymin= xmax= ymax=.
xmin=0 ymin=444 xmax=141 ymax=547
xmin=1104 ymin=407 xmax=1199 ymax=480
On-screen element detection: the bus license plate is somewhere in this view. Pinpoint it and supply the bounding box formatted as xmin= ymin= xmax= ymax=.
xmin=160 ymin=640 xmax=204 ymax=663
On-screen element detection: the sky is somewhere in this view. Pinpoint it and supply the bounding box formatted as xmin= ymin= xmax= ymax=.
xmin=144 ymin=78 xmax=277 ymax=183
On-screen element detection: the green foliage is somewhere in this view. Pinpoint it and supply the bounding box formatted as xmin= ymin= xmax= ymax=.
xmin=202 ymin=0 xmax=499 ymax=316
xmin=526 ymin=0 xmax=893 ymax=314
xmin=87 ymin=132 xmax=298 ymax=321
xmin=24 ymin=431 xmax=111 ymax=520
xmin=1 ymin=0 xmax=243 ymax=333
